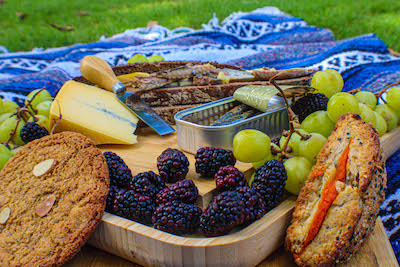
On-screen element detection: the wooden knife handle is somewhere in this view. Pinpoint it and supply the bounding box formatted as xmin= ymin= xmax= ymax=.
xmin=80 ymin=55 xmax=120 ymax=92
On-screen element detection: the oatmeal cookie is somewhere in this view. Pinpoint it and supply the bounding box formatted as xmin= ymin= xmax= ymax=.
xmin=0 ymin=132 xmax=109 ymax=266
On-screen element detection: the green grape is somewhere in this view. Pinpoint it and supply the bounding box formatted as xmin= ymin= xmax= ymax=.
xmin=25 ymin=89 xmax=52 ymax=111
xmin=0 ymin=144 xmax=12 ymax=170
xmin=10 ymin=146 xmax=22 ymax=156
xmin=300 ymin=111 xmax=335 ymax=138
xmin=28 ymin=115 xmax=50 ymax=132
xmin=354 ymin=91 xmax=377 ymax=109
xmin=0 ymin=112 xmax=13 ymax=125
xmin=0 ymin=98 xmax=4 ymax=115
xmin=298 ymin=133 xmax=327 ymax=164
xmin=387 ymin=86 xmax=400 ymax=113
xmin=249 ymin=172 xmax=256 ymax=187
xmin=148 ymin=55 xmax=165 ymax=62
xmin=3 ymin=100 xmax=19 ymax=113
xmin=311 ymin=70 xmax=343 ymax=98
xmin=127 ymin=54 xmax=149 ymax=63
xmin=324 ymin=69 xmax=344 ymax=93
xmin=233 ymin=129 xmax=271 ymax=163
xmin=373 ymin=111 xmax=387 ymax=137
xmin=284 ymin=156 xmax=312 ymax=195
xmin=279 ymin=129 xmax=308 ymax=156
xmin=0 ymin=116 xmax=24 ymax=146
xmin=327 ymin=92 xmax=359 ymax=123
xmin=36 ymin=101 xmax=53 ymax=117
xmin=375 ymin=104 xmax=398 ymax=132
xmin=358 ymin=103 xmax=376 ymax=126
xmin=251 ymin=143 xmax=280 ymax=169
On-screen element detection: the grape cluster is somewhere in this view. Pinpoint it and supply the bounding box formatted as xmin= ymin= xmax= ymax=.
xmin=0 ymin=89 xmax=53 ymax=171
xmin=234 ymin=69 xmax=400 ymax=196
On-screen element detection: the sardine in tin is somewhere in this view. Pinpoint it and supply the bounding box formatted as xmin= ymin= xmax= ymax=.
xmin=174 ymin=96 xmax=290 ymax=154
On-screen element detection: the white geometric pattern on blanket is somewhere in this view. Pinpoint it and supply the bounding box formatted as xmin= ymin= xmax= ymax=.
xmin=380 ymin=188 xmax=400 ymax=238
xmin=307 ymin=50 xmax=400 ymax=72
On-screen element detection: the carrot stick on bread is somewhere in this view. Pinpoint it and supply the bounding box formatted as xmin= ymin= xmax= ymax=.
xmin=285 ymin=113 xmax=387 ymax=266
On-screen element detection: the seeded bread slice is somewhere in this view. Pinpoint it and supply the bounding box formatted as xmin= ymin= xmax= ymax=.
xmin=73 ymin=61 xmax=313 ymax=124
xmin=285 ymin=113 xmax=386 ymax=266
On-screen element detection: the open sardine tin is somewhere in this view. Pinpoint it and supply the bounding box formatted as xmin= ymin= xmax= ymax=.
xmin=174 ymin=95 xmax=290 ymax=154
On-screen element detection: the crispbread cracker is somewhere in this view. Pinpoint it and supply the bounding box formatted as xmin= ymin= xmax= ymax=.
xmin=285 ymin=113 xmax=387 ymax=266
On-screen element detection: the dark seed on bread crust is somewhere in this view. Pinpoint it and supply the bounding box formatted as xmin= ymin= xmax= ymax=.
xmin=285 ymin=113 xmax=387 ymax=266
xmin=0 ymin=132 xmax=109 ymax=266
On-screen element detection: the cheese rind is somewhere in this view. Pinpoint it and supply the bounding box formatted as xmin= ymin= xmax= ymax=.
xmin=50 ymin=80 xmax=139 ymax=145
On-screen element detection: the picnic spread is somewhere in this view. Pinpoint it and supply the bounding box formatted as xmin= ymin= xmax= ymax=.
xmin=1 ymin=6 xmax=400 ymax=266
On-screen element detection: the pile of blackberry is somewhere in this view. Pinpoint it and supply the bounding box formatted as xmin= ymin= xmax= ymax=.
xmin=251 ymin=159 xmax=287 ymax=210
xmin=157 ymin=148 xmax=189 ymax=183
xmin=104 ymin=149 xmax=286 ymax=238
xmin=104 ymin=150 xmax=202 ymax=235
xmin=20 ymin=122 xmax=49 ymax=144
xmin=214 ymin=165 xmax=247 ymax=192
xmin=152 ymin=201 xmax=202 ymax=236
xmin=195 ymin=147 xmax=236 ymax=177
xmin=292 ymin=93 xmax=329 ymax=122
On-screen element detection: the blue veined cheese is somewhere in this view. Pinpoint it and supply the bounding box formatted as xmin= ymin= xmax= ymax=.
xmin=49 ymin=80 xmax=139 ymax=145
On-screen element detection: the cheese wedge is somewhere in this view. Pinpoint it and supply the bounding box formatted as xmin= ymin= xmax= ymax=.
xmin=49 ymin=80 xmax=139 ymax=145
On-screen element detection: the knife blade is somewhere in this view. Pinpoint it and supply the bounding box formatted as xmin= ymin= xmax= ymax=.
xmin=80 ymin=56 xmax=175 ymax=136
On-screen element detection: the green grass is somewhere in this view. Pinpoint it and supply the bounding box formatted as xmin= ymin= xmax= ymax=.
xmin=1 ymin=0 xmax=400 ymax=52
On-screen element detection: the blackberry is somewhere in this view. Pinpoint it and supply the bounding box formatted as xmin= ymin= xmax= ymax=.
xmin=292 ymin=93 xmax=329 ymax=122
xmin=236 ymin=186 xmax=267 ymax=224
xmin=200 ymin=191 xmax=245 ymax=237
xmin=129 ymin=171 xmax=165 ymax=198
xmin=214 ymin=165 xmax=247 ymax=192
xmin=251 ymin=160 xmax=287 ymax=210
xmin=271 ymin=137 xmax=281 ymax=147
xmin=112 ymin=189 xmax=156 ymax=224
xmin=20 ymin=122 xmax=49 ymax=143
xmin=156 ymin=179 xmax=199 ymax=205
xmin=106 ymin=186 xmax=122 ymax=212
xmin=157 ymin=148 xmax=189 ymax=183
xmin=152 ymin=201 xmax=202 ymax=235
xmin=103 ymin=152 xmax=132 ymax=188
xmin=195 ymin=147 xmax=236 ymax=177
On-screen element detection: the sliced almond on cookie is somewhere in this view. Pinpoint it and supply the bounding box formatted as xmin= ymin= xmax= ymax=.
xmin=0 ymin=207 xmax=11 ymax=224
xmin=36 ymin=194 xmax=56 ymax=217
xmin=33 ymin=159 xmax=57 ymax=177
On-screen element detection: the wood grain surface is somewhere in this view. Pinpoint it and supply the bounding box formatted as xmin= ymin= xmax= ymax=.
xmin=66 ymin=126 xmax=400 ymax=267
xmin=67 ymin=219 xmax=397 ymax=267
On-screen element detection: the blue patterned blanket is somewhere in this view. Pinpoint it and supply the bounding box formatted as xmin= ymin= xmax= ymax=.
xmin=1 ymin=6 xmax=400 ymax=261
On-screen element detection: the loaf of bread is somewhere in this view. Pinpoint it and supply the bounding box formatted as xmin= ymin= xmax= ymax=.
xmin=74 ymin=61 xmax=314 ymax=124
xmin=285 ymin=113 xmax=387 ymax=266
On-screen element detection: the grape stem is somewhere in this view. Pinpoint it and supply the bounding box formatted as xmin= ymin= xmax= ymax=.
xmin=1 ymin=119 xmax=21 ymax=149
xmin=50 ymin=98 xmax=62 ymax=135
xmin=269 ymin=71 xmax=311 ymax=161
xmin=17 ymin=108 xmax=37 ymax=122
xmin=374 ymin=75 xmax=400 ymax=104
xmin=346 ymin=88 xmax=361 ymax=95
xmin=25 ymin=87 xmax=45 ymax=114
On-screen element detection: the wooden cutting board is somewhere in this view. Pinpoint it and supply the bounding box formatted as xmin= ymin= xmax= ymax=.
xmin=67 ymin=218 xmax=398 ymax=266
xmin=80 ymin=126 xmax=400 ymax=266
